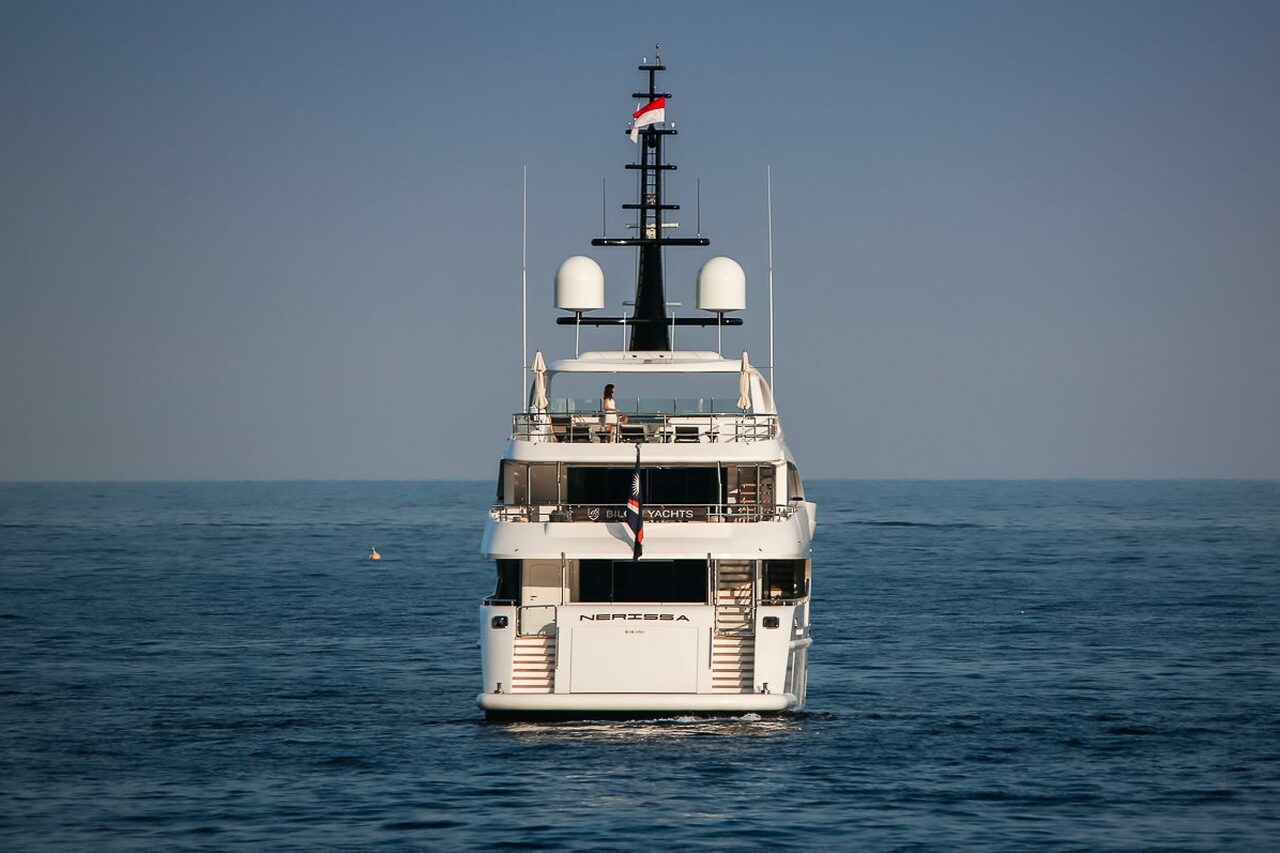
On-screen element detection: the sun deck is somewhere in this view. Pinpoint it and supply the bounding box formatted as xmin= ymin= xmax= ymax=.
xmin=520 ymin=350 xmax=779 ymax=444
xmin=513 ymin=410 xmax=778 ymax=444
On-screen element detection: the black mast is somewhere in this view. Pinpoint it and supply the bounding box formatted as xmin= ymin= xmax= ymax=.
xmin=557 ymin=48 xmax=737 ymax=350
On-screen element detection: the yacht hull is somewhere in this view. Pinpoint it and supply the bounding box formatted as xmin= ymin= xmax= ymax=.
xmin=478 ymin=691 xmax=797 ymax=716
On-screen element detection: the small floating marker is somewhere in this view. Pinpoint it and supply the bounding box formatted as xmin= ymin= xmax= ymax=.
xmin=369 ymin=546 xmax=381 ymax=561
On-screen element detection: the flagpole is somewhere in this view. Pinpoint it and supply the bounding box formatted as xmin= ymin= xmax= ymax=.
xmin=633 ymin=443 xmax=642 ymax=563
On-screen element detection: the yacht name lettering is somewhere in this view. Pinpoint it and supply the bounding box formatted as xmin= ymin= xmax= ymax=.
xmin=593 ymin=507 xmax=696 ymax=521
xmin=579 ymin=613 xmax=691 ymax=621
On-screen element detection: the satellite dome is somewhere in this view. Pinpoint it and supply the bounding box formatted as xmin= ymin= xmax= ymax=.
xmin=697 ymin=256 xmax=746 ymax=312
xmin=554 ymin=256 xmax=605 ymax=312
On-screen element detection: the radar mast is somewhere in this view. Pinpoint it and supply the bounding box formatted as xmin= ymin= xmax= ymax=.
xmin=557 ymin=48 xmax=738 ymax=351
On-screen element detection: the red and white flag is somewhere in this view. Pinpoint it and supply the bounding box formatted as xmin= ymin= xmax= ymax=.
xmin=630 ymin=97 xmax=666 ymax=142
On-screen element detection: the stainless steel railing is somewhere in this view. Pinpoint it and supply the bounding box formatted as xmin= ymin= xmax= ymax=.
xmin=489 ymin=502 xmax=800 ymax=523
xmin=511 ymin=411 xmax=778 ymax=443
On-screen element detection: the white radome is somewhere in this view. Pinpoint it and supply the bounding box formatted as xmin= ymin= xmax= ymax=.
xmin=555 ymin=256 xmax=605 ymax=312
xmin=696 ymin=256 xmax=747 ymax=312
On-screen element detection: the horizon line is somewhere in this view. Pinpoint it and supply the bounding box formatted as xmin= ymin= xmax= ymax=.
xmin=3 ymin=477 xmax=1279 ymax=485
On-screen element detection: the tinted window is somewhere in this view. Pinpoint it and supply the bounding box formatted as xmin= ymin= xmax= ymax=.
xmin=492 ymin=559 xmax=520 ymax=601
xmin=763 ymin=559 xmax=807 ymax=600
xmin=566 ymin=467 xmax=720 ymax=505
xmin=578 ymin=560 xmax=707 ymax=603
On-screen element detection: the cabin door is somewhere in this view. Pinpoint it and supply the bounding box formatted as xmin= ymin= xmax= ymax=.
xmin=520 ymin=559 xmax=561 ymax=635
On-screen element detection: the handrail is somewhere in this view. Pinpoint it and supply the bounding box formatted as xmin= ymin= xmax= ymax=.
xmin=511 ymin=410 xmax=778 ymax=444
xmin=761 ymin=595 xmax=808 ymax=606
xmin=489 ymin=502 xmax=799 ymax=523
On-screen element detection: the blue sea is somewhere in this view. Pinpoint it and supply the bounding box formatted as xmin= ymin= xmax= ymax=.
xmin=1 ymin=480 xmax=1277 ymax=850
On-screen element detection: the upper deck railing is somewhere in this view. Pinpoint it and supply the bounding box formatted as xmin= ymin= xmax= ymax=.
xmin=513 ymin=398 xmax=778 ymax=444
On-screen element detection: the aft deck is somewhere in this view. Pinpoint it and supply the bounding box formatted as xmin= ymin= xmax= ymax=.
xmin=490 ymin=502 xmax=800 ymax=523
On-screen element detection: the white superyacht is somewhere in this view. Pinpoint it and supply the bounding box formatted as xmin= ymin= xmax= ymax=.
xmin=479 ymin=54 xmax=816 ymax=717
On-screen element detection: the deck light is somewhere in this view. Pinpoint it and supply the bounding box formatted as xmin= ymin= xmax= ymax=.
xmin=763 ymin=616 xmax=780 ymax=629
xmin=491 ymin=615 xmax=509 ymax=629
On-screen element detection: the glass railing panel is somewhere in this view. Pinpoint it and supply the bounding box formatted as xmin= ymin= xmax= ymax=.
xmin=543 ymin=397 xmax=746 ymax=415
xmin=511 ymin=412 xmax=779 ymax=442
xmin=545 ymin=397 xmax=602 ymax=414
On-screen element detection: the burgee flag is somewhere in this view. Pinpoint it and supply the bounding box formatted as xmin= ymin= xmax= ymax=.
xmin=626 ymin=445 xmax=644 ymax=559
xmin=630 ymin=97 xmax=666 ymax=142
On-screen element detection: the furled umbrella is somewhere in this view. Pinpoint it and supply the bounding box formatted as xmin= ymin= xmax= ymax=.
xmin=531 ymin=350 xmax=549 ymax=411
xmin=737 ymin=351 xmax=752 ymax=411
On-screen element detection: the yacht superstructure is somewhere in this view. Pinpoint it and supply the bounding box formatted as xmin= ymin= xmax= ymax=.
xmin=478 ymin=55 xmax=816 ymax=717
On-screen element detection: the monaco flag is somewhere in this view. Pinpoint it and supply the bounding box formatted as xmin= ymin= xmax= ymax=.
xmin=630 ymin=97 xmax=666 ymax=142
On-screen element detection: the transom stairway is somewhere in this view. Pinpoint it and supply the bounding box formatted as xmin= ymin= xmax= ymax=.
xmin=511 ymin=634 xmax=556 ymax=693
xmin=712 ymin=560 xmax=755 ymax=693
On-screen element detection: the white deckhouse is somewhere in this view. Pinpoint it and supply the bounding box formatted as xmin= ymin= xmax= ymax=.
xmin=478 ymin=55 xmax=816 ymax=717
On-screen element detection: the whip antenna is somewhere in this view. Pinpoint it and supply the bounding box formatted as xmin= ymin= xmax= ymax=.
xmin=522 ymin=165 xmax=528 ymax=408
xmin=767 ymin=165 xmax=775 ymax=392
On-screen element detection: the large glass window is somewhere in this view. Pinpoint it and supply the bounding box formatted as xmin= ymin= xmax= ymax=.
xmin=647 ymin=467 xmax=720 ymax=504
xmin=566 ymin=467 xmax=633 ymax=505
xmin=529 ymin=464 xmax=559 ymax=504
xmin=489 ymin=559 xmax=520 ymax=602
xmin=578 ymin=560 xmax=708 ymax=603
xmin=786 ymin=463 xmax=805 ymax=501
xmin=726 ymin=464 xmax=775 ymax=506
xmin=501 ymin=462 xmax=562 ymax=505
xmin=566 ymin=466 xmax=720 ymax=505
xmin=762 ymin=559 xmax=808 ymax=601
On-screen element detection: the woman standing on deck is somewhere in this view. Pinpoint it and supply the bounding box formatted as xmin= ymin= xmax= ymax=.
xmin=602 ymin=383 xmax=618 ymax=437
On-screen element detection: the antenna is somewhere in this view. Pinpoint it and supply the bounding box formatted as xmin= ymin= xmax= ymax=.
xmin=767 ymin=164 xmax=775 ymax=393
xmin=696 ymin=178 xmax=701 ymax=236
xmin=522 ymin=165 xmax=528 ymax=408
xmin=601 ymin=177 xmax=607 ymax=236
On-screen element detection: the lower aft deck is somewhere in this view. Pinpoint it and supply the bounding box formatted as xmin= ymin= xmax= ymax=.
xmin=478 ymin=557 xmax=812 ymax=715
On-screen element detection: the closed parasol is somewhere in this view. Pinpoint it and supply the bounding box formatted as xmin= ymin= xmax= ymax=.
xmin=531 ymin=350 xmax=549 ymax=411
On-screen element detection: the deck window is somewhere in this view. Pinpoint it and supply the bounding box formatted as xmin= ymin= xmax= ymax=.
xmin=501 ymin=461 xmax=563 ymax=505
xmin=725 ymin=464 xmax=776 ymax=506
xmin=578 ymin=559 xmax=708 ymax=603
xmin=528 ymin=463 xmax=559 ymax=505
xmin=762 ymin=559 xmax=808 ymax=601
xmin=786 ymin=463 xmax=805 ymax=501
xmin=565 ymin=466 xmax=721 ymax=505
xmin=490 ymin=559 xmax=520 ymax=602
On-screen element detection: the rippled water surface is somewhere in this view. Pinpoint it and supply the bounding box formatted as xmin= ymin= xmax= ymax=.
xmin=1 ymin=480 xmax=1278 ymax=849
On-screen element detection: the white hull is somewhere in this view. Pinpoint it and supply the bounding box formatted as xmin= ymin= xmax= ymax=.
xmin=478 ymin=594 xmax=812 ymax=717
xmin=478 ymin=691 xmax=797 ymax=714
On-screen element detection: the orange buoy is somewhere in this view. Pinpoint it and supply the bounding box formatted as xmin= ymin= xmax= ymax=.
xmin=370 ymin=546 xmax=381 ymax=561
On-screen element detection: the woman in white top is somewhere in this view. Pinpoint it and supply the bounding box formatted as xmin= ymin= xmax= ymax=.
xmin=602 ymin=383 xmax=619 ymax=437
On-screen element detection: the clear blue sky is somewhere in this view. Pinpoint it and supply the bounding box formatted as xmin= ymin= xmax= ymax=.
xmin=2 ymin=0 xmax=1278 ymax=479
